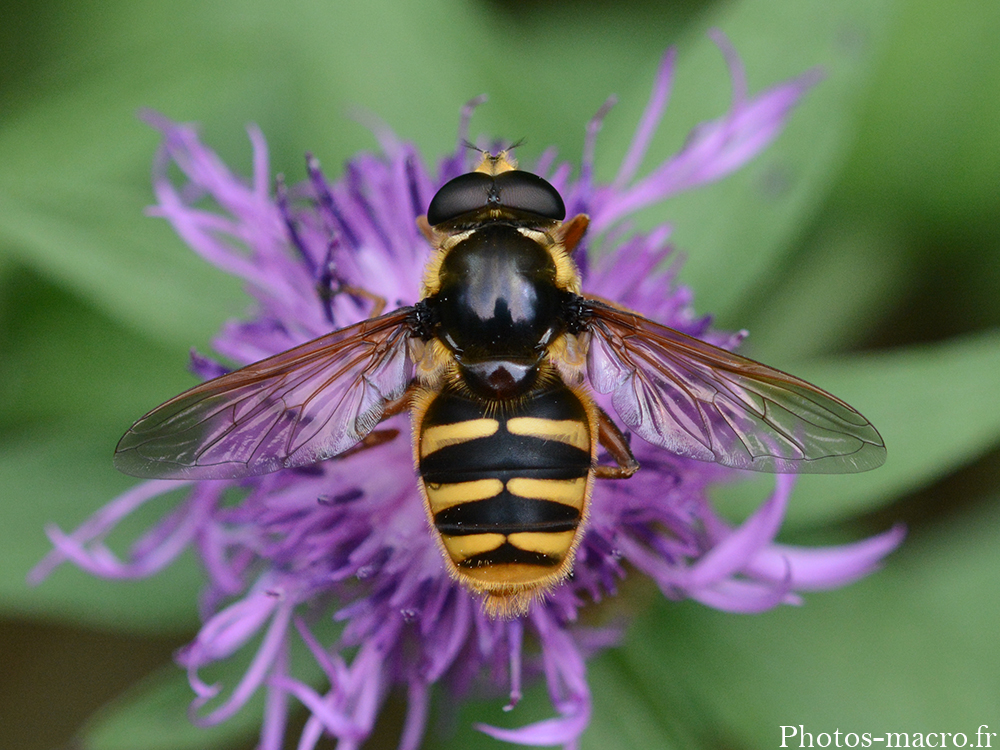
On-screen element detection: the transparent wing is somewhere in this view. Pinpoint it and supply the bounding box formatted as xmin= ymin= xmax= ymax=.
xmin=582 ymin=300 xmax=885 ymax=473
xmin=115 ymin=308 xmax=417 ymax=479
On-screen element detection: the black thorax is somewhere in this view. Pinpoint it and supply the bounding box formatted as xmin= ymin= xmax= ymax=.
xmin=425 ymin=224 xmax=573 ymax=399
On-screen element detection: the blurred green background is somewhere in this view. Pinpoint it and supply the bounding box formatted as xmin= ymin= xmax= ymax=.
xmin=2 ymin=0 xmax=999 ymax=748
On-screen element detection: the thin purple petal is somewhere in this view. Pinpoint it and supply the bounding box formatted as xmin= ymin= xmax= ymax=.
xmin=749 ymin=524 xmax=907 ymax=590
xmin=684 ymin=474 xmax=793 ymax=589
xmin=613 ymin=47 xmax=677 ymax=189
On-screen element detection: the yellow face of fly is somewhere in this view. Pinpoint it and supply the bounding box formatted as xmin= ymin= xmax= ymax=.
xmin=472 ymin=149 xmax=518 ymax=176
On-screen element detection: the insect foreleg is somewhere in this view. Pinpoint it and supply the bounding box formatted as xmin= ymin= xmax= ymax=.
xmin=337 ymin=284 xmax=388 ymax=318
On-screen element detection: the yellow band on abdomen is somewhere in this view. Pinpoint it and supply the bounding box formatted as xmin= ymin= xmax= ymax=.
xmin=425 ymin=478 xmax=505 ymax=512
xmin=506 ymin=476 xmax=587 ymax=508
xmin=420 ymin=418 xmax=499 ymax=457
xmin=441 ymin=533 xmax=506 ymax=562
xmin=506 ymin=417 xmax=589 ymax=450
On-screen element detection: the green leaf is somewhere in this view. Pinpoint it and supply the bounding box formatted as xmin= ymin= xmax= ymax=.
xmin=82 ymin=612 xmax=333 ymax=750
xmin=1 ymin=423 xmax=203 ymax=632
xmin=734 ymin=214 xmax=913 ymax=362
xmin=583 ymin=651 xmax=709 ymax=750
xmin=613 ymin=494 xmax=1000 ymax=746
xmin=0 ymin=267 xmax=201 ymax=427
xmin=0 ymin=179 xmax=246 ymax=352
xmin=602 ymin=0 xmax=896 ymax=324
xmin=842 ymin=0 xmax=1000 ymax=225
xmin=0 ymin=0 xmax=892 ymax=353
xmin=0 ymin=268 xmax=207 ymax=631
xmin=82 ymin=662 xmax=262 ymax=750
xmin=711 ymin=329 xmax=1000 ymax=528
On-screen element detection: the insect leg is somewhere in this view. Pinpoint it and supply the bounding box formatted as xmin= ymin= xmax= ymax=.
xmin=593 ymin=406 xmax=639 ymax=479
xmin=381 ymin=383 xmax=418 ymax=420
xmin=336 ymin=383 xmax=417 ymax=459
xmin=339 ymin=428 xmax=401 ymax=458
xmin=556 ymin=214 xmax=590 ymax=255
xmin=339 ymin=284 xmax=388 ymax=318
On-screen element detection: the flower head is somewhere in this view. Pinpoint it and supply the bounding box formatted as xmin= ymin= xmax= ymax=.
xmin=32 ymin=33 xmax=903 ymax=750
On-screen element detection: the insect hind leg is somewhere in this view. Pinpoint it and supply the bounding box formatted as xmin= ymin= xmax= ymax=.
xmin=593 ymin=406 xmax=639 ymax=480
xmin=338 ymin=428 xmax=400 ymax=458
xmin=335 ymin=385 xmax=417 ymax=459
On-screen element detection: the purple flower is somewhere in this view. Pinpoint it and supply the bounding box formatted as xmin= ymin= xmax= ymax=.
xmin=31 ymin=33 xmax=903 ymax=750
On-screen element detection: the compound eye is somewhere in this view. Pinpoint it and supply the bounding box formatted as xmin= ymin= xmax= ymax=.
xmin=426 ymin=169 xmax=567 ymax=225
xmin=494 ymin=171 xmax=565 ymax=220
xmin=426 ymin=172 xmax=494 ymax=226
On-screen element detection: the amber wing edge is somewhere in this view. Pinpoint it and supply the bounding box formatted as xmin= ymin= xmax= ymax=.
xmin=114 ymin=307 xmax=418 ymax=480
xmin=580 ymin=299 xmax=886 ymax=474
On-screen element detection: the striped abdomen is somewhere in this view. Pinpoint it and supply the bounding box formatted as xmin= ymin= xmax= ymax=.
xmin=415 ymin=381 xmax=595 ymax=615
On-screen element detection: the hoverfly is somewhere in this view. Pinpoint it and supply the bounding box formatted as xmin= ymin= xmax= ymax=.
xmin=115 ymin=150 xmax=886 ymax=616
